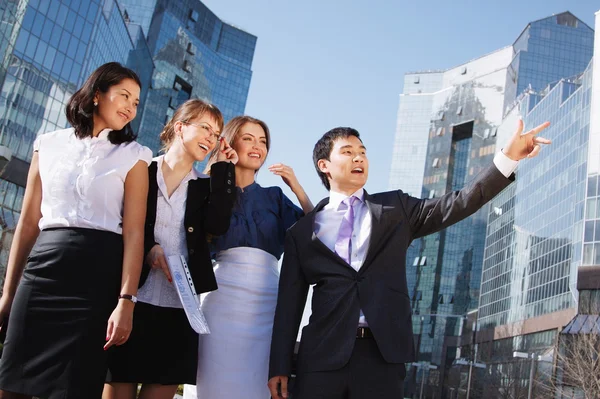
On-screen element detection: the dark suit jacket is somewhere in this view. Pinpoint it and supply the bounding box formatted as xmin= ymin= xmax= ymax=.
xmin=138 ymin=161 xmax=235 ymax=294
xmin=269 ymin=163 xmax=513 ymax=378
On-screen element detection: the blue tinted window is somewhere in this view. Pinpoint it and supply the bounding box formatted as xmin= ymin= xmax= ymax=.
xmin=31 ymin=11 xmax=44 ymax=37
xmin=57 ymin=4 xmax=68 ymax=26
xmin=24 ymin=35 xmax=38 ymax=59
xmin=53 ymin=52 xmax=65 ymax=76
xmin=50 ymin=24 xmax=61 ymax=48
xmin=42 ymin=19 xmax=54 ymax=39
xmin=14 ymin=31 xmax=29 ymax=54
xmin=67 ymin=37 xmax=77 ymax=58
xmin=47 ymin=2 xmax=60 ymax=20
xmin=37 ymin=0 xmax=49 ymax=15
xmin=65 ymin=9 xmax=77 ymax=32
xmin=60 ymin=56 xmax=73 ymax=81
xmin=87 ymin=2 xmax=98 ymax=22
xmin=73 ymin=19 xmax=84 ymax=38
xmin=22 ymin=8 xmax=36 ymax=31
xmin=81 ymin=23 xmax=92 ymax=43
xmin=44 ymin=46 xmax=57 ymax=71
xmin=59 ymin=30 xmax=70 ymax=53
xmin=34 ymin=39 xmax=47 ymax=65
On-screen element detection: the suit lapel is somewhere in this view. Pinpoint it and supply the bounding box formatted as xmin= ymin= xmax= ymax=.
xmin=360 ymin=192 xmax=387 ymax=272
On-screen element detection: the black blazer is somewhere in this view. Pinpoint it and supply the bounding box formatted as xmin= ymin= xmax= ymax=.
xmin=138 ymin=161 xmax=235 ymax=294
xmin=269 ymin=163 xmax=514 ymax=378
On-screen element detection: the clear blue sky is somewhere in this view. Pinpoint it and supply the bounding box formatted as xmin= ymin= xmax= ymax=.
xmin=204 ymin=0 xmax=598 ymax=204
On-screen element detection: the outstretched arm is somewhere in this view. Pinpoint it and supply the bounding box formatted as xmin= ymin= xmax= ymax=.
xmin=403 ymin=120 xmax=551 ymax=239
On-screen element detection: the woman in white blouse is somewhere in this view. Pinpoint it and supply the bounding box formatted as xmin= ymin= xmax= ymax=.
xmin=104 ymin=99 xmax=237 ymax=399
xmin=0 ymin=62 xmax=152 ymax=399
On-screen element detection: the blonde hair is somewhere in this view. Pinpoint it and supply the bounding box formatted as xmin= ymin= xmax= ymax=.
xmin=159 ymin=99 xmax=224 ymax=152
xmin=203 ymin=115 xmax=271 ymax=174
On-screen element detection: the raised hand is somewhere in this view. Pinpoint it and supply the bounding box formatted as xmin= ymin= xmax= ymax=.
xmin=502 ymin=119 xmax=551 ymax=161
xmin=268 ymin=163 xmax=299 ymax=191
xmin=217 ymin=137 xmax=239 ymax=164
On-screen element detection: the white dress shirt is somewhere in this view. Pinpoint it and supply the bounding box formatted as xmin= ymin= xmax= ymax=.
xmin=35 ymin=128 xmax=153 ymax=234
xmin=313 ymin=152 xmax=518 ymax=326
xmin=137 ymin=155 xmax=206 ymax=308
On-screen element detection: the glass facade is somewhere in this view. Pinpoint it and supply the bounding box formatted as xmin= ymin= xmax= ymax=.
xmin=390 ymin=12 xmax=595 ymax=397
xmin=120 ymin=0 xmax=257 ymax=163
xmin=480 ymin=63 xmax=594 ymax=330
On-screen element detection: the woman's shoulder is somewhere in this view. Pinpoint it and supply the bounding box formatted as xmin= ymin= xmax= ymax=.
xmin=33 ymin=128 xmax=75 ymax=151
xmin=117 ymin=141 xmax=153 ymax=165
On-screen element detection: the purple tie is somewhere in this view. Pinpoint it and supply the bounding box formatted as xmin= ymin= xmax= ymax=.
xmin=335 ymin=196 xmax=358 ymax=264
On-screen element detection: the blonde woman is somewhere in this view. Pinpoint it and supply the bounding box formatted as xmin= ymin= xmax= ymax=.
xmin=105 ymin=99 xmax=237 ymax=399
xmin=184 ymin=116 xmax=312 ymax=398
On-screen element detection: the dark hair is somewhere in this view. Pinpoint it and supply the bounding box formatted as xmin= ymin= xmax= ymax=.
xmin=204 ymin=115 xmax=271 ymax=174
xmin=65 ymin=62 xmax=142 ymax=144
xmin=160 ymin=99 xmax=224 ymax=152
xmin=313 ymin=127 xmax=361 ymax=191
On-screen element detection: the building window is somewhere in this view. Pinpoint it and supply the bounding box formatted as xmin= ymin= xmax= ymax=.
xmin=433 ymin=111 xmax=445 ymax=121
xmin=183 ymin=60 xmax=192 ymax=72
xmin=432 ymin=158 xmax=440 ymax=168
xmin=413 ymin=257 xmax=420 ymax=266
xmin=189 ymin=9 xmax=199 ymax=22
xmin=461 ymin=66 xmax=467 ymax=75
xmin=186 ymin=43 xmax=196 ymax=55
xmin=173 ymin=81 xmax=182 ymax=91
xmin=438 ymin=295 xmax=444 ymax=304
xmin=414 ymin=76 xmax=420 ymax=84
xmin=168 ymin=97 xmax=177 ymax=109
xmin=429 ymin=190 xmax=435 ymax=199
xmin=436 ymin=127 xmax=444 ymax=136
xmin=493 ymin=207 xmax=503 ymax=216
xmin=491 ymin=127 xmax=498 ymax=137
xmin=456 ymin=106 xmax=463 ymax=116
xmin=483 ymin=128 xmax=490 ymax=139
xmin=556 ymin=13 xmax=578 ymax=28
xmin=420 ymin=256 xmax=427 ymax=266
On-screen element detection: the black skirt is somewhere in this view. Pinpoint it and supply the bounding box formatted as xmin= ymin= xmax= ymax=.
xmin=106 ymin=301 xmax=199 ymax=385
xmin=0 ymin=228 xmax=123 ymax=399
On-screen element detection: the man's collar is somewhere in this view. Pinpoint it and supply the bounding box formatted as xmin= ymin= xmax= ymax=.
xmin=328 ymin=188 xmax=365 ymax=210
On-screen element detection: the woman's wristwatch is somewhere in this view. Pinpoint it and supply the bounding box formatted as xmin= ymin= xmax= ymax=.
xmin=118 ymin=294 xmax=138 ymax=304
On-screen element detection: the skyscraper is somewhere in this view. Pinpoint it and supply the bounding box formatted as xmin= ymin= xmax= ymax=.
xmin=471 ymin=11 xmax=599 ymax=395
xmin=388 ymin=11 xmax=594 ymax=397
xmin=117 ymin=0 xmax=257 ymax=160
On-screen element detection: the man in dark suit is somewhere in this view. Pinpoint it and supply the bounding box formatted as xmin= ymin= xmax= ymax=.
xmin=268 ymin=120 xmax=550 ymax=398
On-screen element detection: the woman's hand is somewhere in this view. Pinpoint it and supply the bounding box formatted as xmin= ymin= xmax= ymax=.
xmin=268 ymin=163 xmax=300 ymax=191
xmin=146 ymin=244 xmax=171 ymax=283
xmin=0 ymin=294 xmax=13 ymax=336
xmin=104 ymin=300 xmax=134 ymax=350
xmin=217 ymin=137 xmax=238 ymax=164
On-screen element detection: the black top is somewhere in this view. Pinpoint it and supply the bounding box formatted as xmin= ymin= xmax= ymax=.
xmin=139 ymin=161 xmax=236 ymax=294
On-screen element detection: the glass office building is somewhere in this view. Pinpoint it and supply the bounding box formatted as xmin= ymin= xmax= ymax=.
xmin=389 ymin=12 xmax=595 ymax=397
xmin=117 ymin=0 xmax=257 ymax=159
xmin=476 ymin=9 xmax=599 ymax=366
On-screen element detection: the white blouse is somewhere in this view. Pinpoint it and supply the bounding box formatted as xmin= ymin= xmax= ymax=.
xmin=137 ymin=155 xmax=206 ymax=308
xmin=35 ymin=128 xmax=153 ymax=234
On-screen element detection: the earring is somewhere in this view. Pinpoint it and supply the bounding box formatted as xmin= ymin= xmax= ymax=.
xmin=93 ymin=101 xmax=98 ymax=106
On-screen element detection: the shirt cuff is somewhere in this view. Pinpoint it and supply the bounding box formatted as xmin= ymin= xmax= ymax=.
xmin=494 ymin=151 xmax=518 ymax=178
